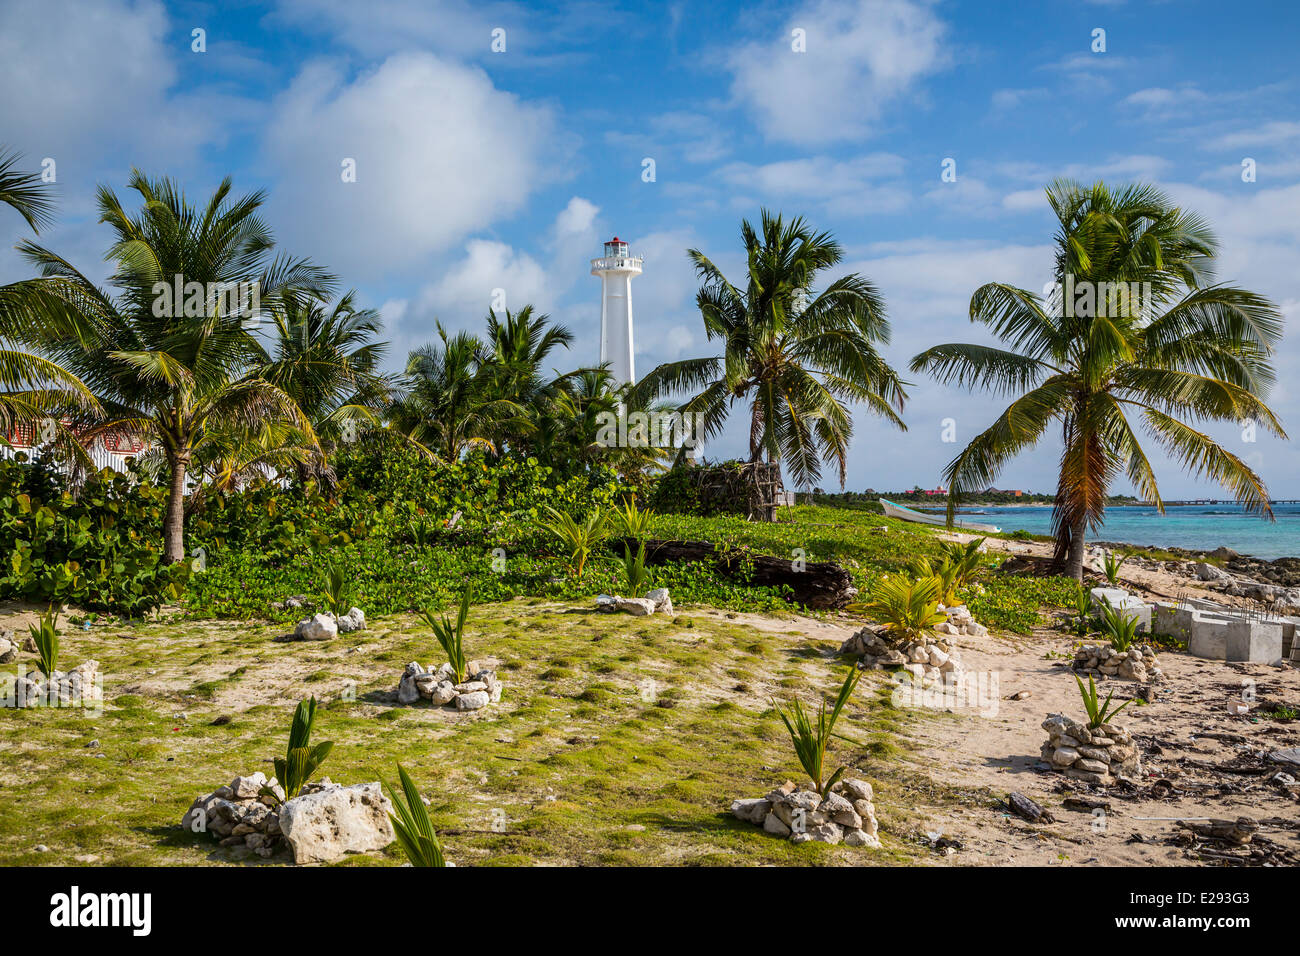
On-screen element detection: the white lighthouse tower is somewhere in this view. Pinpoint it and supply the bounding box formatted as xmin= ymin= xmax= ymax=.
xmin=591 ymin=237 xmax=642 ymax=386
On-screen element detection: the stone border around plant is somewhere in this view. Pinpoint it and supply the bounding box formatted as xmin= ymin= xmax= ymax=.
xmin=397 ymin=659 xmax=503 ymax=710
xmin=732 ymin=777 xmax=881 ymax=847
xmin=1071 ymin=643 xmax=1162 ymax=682
xmin=181 ymin=773 xmax=394 ymax=864
xmin=4 ymin=660 xmax=102 ymax=709
xmin=840 ymin=627 xmax=965 ymax=688
xmin=1041 ymin=713 xmax=1142 ymax=785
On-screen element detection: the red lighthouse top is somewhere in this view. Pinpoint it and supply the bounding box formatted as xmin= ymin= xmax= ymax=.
xmin=604 ymin=237 xmax=629 ymax=255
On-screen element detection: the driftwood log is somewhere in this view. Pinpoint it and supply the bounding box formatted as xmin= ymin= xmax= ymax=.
xmin=629 ymin=538 xmax=856 ymax=610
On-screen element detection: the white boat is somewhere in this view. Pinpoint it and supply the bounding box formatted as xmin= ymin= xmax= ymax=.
xmin=879 ymin=499 xmax=1001 ymax=534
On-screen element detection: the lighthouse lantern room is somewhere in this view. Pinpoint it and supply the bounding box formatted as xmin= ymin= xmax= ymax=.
xmin=590 ymin=236 xmax=643 ymax=386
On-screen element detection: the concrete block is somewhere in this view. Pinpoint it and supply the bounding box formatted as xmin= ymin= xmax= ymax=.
xmin=1224 ymin=620 xmax=1283 ymax=663
xmin=1187 ymin=619 xmax=1228 ymax=659
xmin=1091 ymin=588 xmax=1151 ymax=632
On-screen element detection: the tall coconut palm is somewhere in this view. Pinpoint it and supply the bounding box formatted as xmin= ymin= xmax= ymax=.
xmin=911 ymin=179 xmax=1286 ymax=579
xmin=7 ymin=170 xmax=333 ymax=562
xmin=635 ymin=210 xmax=907 ymax=488
xmin=388 ymin=323 xmax=523 ymax=461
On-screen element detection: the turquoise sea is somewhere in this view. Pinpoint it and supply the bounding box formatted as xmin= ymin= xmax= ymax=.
xmin=950 ymin=503 xmax=1300 ymax=560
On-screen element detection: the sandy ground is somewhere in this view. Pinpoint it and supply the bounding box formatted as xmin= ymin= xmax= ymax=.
xmin=885 ymin=623 xmax=1300 ymax=866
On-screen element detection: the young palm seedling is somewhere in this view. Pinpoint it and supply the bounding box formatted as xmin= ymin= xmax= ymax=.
xmin=854 ymin=576 xmax=946 ymax=645
xmin=622 ymin=539 xmax=649 ymax=593
xmin=1071 ymin=581 xmax=1094 ymax=636
xmin=905 ymin=556 xmax=961 ymax=606
xmin=28 ymin=607 xmax=59 ymax=678
xmin=1074 ymin=673 xmax=1133 ymax=729
xmin=540 ymin=504 xmax=608 ymax=580
xmin=772 ymin=666 xmax=862 ymax=798
xmin=1098 ymin=598 xmax=1140 ymax=651
xmin=937 ymin=537 xmax=986 ymax=589
xmin=385 ymin=763 xmax=447 ymax=867
xmin=319 ymin=561 xmax=354 ymax=614
xmin=270 ymin=696 xmax=334 ymax=802
xmin=420 ymin=586 xmax=471 ymax=685
xmin=1103 ymin=551 xmax=1127 ymax=586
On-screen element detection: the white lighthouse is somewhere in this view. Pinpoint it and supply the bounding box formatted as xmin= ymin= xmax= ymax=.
xmin=591 ymin=237 xmax=642 ymax=386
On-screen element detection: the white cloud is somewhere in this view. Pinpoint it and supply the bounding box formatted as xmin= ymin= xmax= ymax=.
xmin=272 ymin=0 xmax=521 ymax=58
xmin=264 ymin=52 xmax=559 ymax=279
xmin=1208 ymin=121 xmax=1300 ymax=151
xmin=717 ymin=154 xmax=910 ymax=215
xmin=605 ymin=111 xmax=732 ymax=166
xmin=990 ymin=88 xmax=1046 ymax=112
xmin=1001 ymin=188 xmax=1046 ymax=213
xmin=0 ymin=0 xmax=244 ymax=169
xmin=726 ymin=0 xmax=949 ymax=144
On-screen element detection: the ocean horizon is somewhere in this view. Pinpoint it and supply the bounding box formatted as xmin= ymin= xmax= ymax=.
xmin=949 ymin=503 xmax=1300 ymax=561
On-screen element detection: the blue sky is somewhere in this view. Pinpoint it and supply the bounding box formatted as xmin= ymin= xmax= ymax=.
xmin=2 ymin=0 xmax=1298 ymax=496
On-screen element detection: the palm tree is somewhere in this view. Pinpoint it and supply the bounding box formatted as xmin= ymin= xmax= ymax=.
xmin=0 ymin=148 xmax=98 ymax=457
xmin=388 ymin=323 xmax=522 ymax=461
xmin=7 ymin=170 xmax=333 ymax=562
xmin=476 ymin=305 xmax=573 ymax=455
xmin=635 ymin=210 xmax=907 ymax=488
xmin=911 ymin=179 xmax=1286 ymax=579
xmin=254 ymin=290 xmax=391 ymax=479
xmin=0 ymin=148 xmax=56 ymax=233
xmin=541 ymin=365 xmax=675 ymax=478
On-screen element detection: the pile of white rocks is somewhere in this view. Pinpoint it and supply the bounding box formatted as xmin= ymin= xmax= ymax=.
xmin=596 ymin=588 xmax=673 ymax=617
xmin=935 ymin=603 xmax=988 ymax=638
xmin=840 ymin=626 xmax=965 ymax=687
xmin=0 ymin=627 xmax=17 ymax=663
xmin=181 ymin=772 xmax=394 ymax=864
xmin=732 ymin=777 xmax=881 ymax=847
xmin=397 ymin=659 xmax=502 ymax=711
xmin=1072 ymin=643 xmax=1162 ymax=682
xmin=5 ymin=660 xmax=102 ymax=708
xmin=1040 ymin=713 xmax=1142 ymax=785
xmin=291 ymin=607 xmax=366 ymax=641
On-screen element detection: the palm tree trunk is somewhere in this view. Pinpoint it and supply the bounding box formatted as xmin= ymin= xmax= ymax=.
xmin=1065 ymin=513 xmax=1087 ymax=581
xmin=163 ymin=448 xmax=189 ymax=564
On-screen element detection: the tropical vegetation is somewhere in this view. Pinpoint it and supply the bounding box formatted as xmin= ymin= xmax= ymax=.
xmin=912 ymin=179 xmax=1286 ymax=579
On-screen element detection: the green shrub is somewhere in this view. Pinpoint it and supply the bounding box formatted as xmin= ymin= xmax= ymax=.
xmin=0 ymin=454 xmax=188 ymax=615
